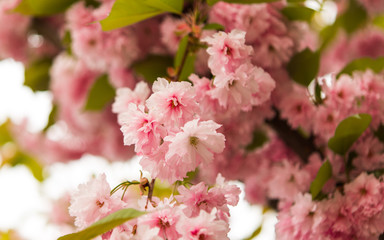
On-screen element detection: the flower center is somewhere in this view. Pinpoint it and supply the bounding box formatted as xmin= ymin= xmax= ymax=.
xmin=190 ymin=136 xmax=199 ymax=147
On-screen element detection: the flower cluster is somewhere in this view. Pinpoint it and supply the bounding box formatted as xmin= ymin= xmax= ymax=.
xmin=1 ymin=0 xmax=384 ymax=239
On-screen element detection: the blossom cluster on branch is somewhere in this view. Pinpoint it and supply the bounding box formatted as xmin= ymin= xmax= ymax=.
xmin=1 ymin=0 xmax=384 ymax=239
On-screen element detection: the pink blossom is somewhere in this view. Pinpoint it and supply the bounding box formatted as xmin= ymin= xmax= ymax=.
xmin=69 ymin=174 xmax=125 ymax=229
xmin=138 ymin=201 xmax=181 ymax=240
xmin=119 ymin=104 xmax=166 ymax=156
xmin=165 ymin=119 xmax=225 ymax=167
xmin=176 ymin=182 xmax=226 ymax=218
xmin=176 ymin=210 xmax=230 ymax=240
xmin=343 ymin=173 xmax=384 ymax=238
xmin=146 ymin=78 xmax=199 ymax=128
xmin=112 ymin=81 xmax=151 ymax=117
xmin=268 ymin=161 xmax=311 ymax=202
xmin=203 ymin=29 xmax=253 ymax=76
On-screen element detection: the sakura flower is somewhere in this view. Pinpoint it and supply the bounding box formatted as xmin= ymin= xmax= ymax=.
xmin=176 ymin=182 xmax=227 ymax=218
xmin=146 ymin=78 xmax=199 ymax=128
xmin=69 ymin=174 xmax=125 ymax=229
xmin=112 ymin=81 xmax=151 ymax=117
xmin=119 ymin=104 xmax=166 ymax=155
xmin=165 ymin=119 xmax=225 ymax=167
xmin=176 ymin=210 xmax=230 ymax=240
xmin=138 ymin=200 xmax=182 ymax=240
xmin=109 ymin=225 xmax=162 ymax=240
xmin=203 ymin=29 xmax=253 ymax=76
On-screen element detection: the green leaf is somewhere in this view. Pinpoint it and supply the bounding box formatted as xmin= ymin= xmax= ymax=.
xmin=174 ymin=35 xmax=189 ymax=68
xmin=11 ymin=152 xmax=45 ymax=182
xmin=281 ymin=6 xmax=316 ymax=22
xmin=43 ymin=105 xmax=58 ymax=132
xmin=287 ymin=48 xmax=320 ymax=86
xmin=179 ymin=53 xmax=196 ymax=81
xmin=84 ymin=75 xmax=115 ymax=111
xmin=328 ymin=114 xmax=372 ymax=155
xmin=319 ymin=19 xmax=341 ymax=52
xmin=132 ymin=55 xmax=173 ymax=84
xmin=243 ymin=225 xmax=262 ymax=240
xmin=58 ymin=208 xmax=146 ymax=240
xmin=310 ymin=160 xmax=332 ymax=199
xmin=207 ymin=0 xmax=278 ymax=5
xmin=62 ymin=31 xmax=72 ymax=56
xmin=100 ymin=0 xmax=164 ymax=31
xmin=373 ymin=15 xmax=384 ymax=30
xmin=337 ymin=57 xmax=384 ymax=78
xmin=24 ymin=58 xmax=52 ymax=92
xmin=207 ymin=0 xmax=220 ymax=5
xmin=340 ymin=0 xmax=367 ymax=34
xmin=374 ymin=124 xmax=384 ymax=143
xmin=245 ymin=129 xmax=268 ymax=151
xmin=203 ymin=23 xmax=225 ymax=31
xmin=13 ymin=0 xmax=78 ymax=16
xmin=143 ymin=0 xmax=183 ymax=14
xmin=0 ymin=120 xmax=13 ymax=145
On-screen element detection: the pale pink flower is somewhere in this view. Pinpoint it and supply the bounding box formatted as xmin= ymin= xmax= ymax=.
xmin=119 ymin=104 xmax=166 ymax=156
xmin=109 ymin=225 xmax=161 ymax=240
xmin=160 ymin=16 xmax=189 ymax=54
xmin=165 ymin=119 xmax=225 ymax=167
xmin=276 ymin=193 xmax=319 ymax=240
xmin=268 ymin=161 xmax=311 ymax=202
xmin=138 ymin=202 xmax=182 ymax=240
xmin=140 ymin=142 xmax=191 ymax=183
xmin=176 ymin=210 xmax=230 ymax=240
xmin=146 ymin=78 xmax=199 ymax=128
xmin=251 ymin=34 xmax=294 ymax=69
xmin=176 ymin=182 xmax=227 ymax=218
xmin=112 ymin=81 xmax=151 ymax=116
xmin=69 ymin=174 xmax=125 ymax=229
xmin=203 ymin=29 xmax=253 ymax=76
xmin=210 ymin=63 xmax=275 ymax=109
xmin=343 ymin=173 xmax=384 ymax=239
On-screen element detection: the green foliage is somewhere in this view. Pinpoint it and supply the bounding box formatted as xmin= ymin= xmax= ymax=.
xmin=310 ymin=160 xmax=332 ymax=200
xmin=207 ymin=0 xmax=278 ymax=5
xmin=10 ymin=152 xmax=45 ymax=182
xmin=43 ymin=105 xmax=58 ymax=132
xmin=337 ymin=57 xmax=384 ymax=77
xmin=100 ymin=0 xmax=183 ymax=31
xmin=340 ymin=0 xmax=367 ymax=34
xmin=0 ymin=121 xmax=45 ymax=181
xmin=328 ymin=114 xmax=372 ymax=155
xmin=62 ymin=31 xmax=72 ymax=55
xmin=143 ymin=0 xmax=183 ymax=14
xmin=13 ymin=0 xmax=78 ymax=16
xmin=373 ymin=15 xmax=384 ymax=30
xmin=132 ymin=55 xmax=173 ymax=84
xmin=84 ymin=75 xmax=115 ymax=111
xmin=287 ymin=48 xmax=320 ymax=86
xmin=203 ymin=23 xmax=225 ymax=31
xmin=0 ymin=120 xmax=13 ymax=145
xmin=175 ymin=36 xmax=189 ymax=68
xmin=179 ymin=54 xmax=196 ymax=81
xmin=245 ymin=129 xmax=268 ymax=151
xmin=24 ymin=58 xmax=52 ymax=92
xmin=174 ymin=35 xmax=196 ymax=81
xmin=243 ymin=225 xmax=262 ymax=240
xmin=281 ymin=5 xmax=316 ymax=22
xmin=58 ymin=208 xmax=146 ymax=240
